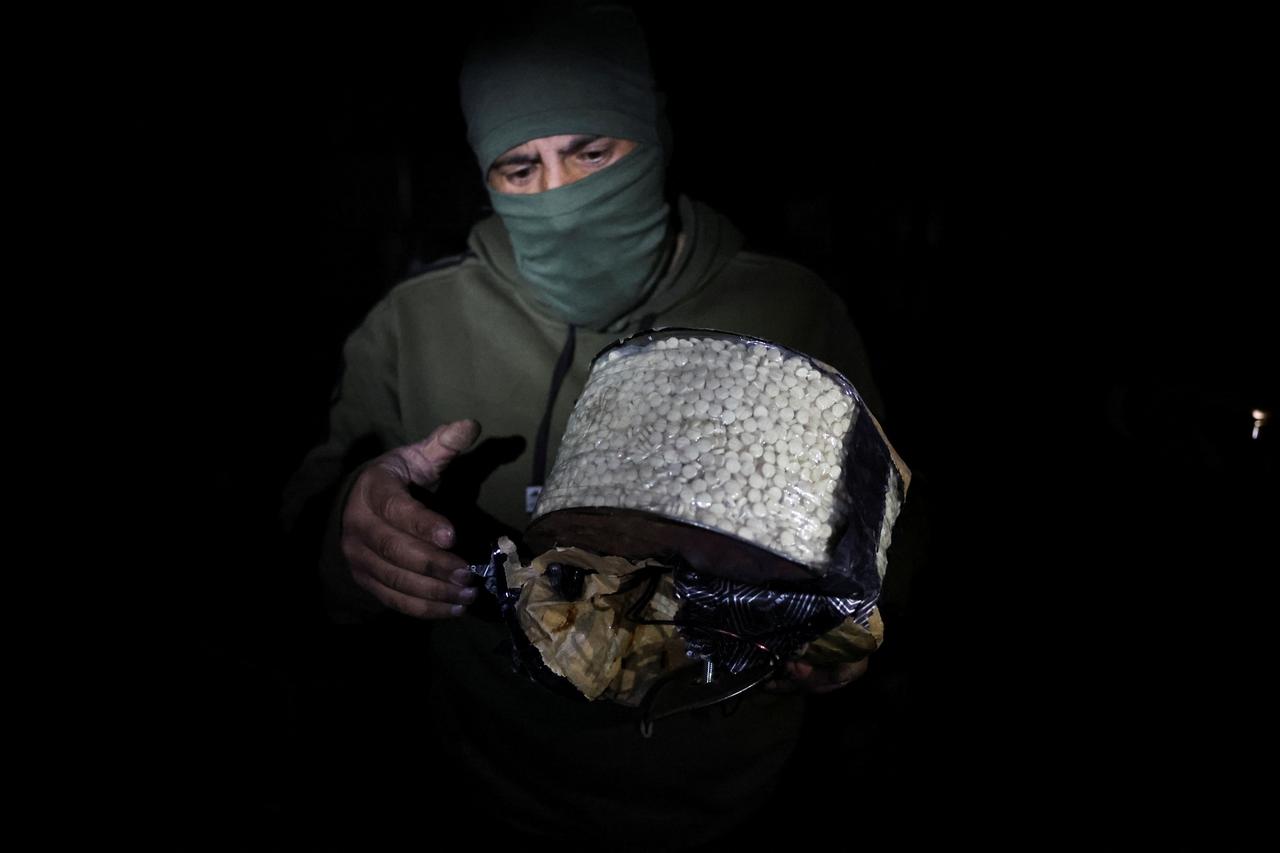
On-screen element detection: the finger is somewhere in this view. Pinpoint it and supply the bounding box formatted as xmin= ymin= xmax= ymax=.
xmin=762 ymin=662 xmax=807 ymax=694
xmin=349 ymin=545 xmax=479 ymax=618
xmin=761 ymin=678 xmax=801 ymax=694
xmin=352 ymin=514 xmax=471 ymax=581
xmin=363 ymin=476 xmax=462 ymax=548
xmin=761 ymin=658 xmax=870 ymax=694
xmin=399 ymin=419 xmax=482 ymax=488
xmin=807 ymin=659 xmax=870 ymax=694
xmin=787 ymin=661 xmax=815 ymax=680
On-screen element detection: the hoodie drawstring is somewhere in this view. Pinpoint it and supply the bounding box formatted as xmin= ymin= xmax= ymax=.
xmin=528 ymin=324 xmax=576 ymax=513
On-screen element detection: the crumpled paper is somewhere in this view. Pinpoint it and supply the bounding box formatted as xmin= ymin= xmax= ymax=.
xmin=801 ymin=607 xmax=885 ymax=667
xmin=504 ymin=543 xmax=886 ymax=705
xmin=506 ymin=547 xmax=687 ymax=705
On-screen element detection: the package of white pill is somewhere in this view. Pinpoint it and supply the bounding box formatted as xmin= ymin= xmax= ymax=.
xmin=526 ymin=328 xmax=910 ymax=601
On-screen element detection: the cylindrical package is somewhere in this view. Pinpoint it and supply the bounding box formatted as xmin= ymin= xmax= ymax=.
xmin=508 ymin=328 xmax=911 ymax=706
xmin=529 ymin=329 xmax=909 ymax=594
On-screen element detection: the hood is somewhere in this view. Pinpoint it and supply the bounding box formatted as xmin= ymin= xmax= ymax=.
xmin=467 ymin=193 xmax=746 ymax=335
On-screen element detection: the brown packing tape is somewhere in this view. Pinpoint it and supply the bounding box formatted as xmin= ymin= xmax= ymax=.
xmin=799 ymin=607 xmax=885 ymax=667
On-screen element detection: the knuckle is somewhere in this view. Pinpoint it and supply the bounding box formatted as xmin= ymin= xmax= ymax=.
xmin=374 ymin=491 xmax=403 ymax=523
xmin=421 ymin=555 xmax=453 ymax=580
xmin=372 ymin=532 xmax=402 ymax=564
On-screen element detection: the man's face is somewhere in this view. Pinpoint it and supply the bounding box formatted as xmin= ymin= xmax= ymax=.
xmin=487 ymin=134 xmax=638 ymax=195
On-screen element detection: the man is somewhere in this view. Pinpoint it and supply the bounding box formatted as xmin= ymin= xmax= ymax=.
xmin=285 ymin=3 xmax=885 ymax=845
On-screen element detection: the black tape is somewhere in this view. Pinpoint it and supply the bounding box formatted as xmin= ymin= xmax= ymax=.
xmin=673 ymin=569 xmax=867 ymax=674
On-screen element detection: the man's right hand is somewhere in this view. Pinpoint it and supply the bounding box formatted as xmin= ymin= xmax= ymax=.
xmin=340 ymin=419 xmax=482 ymax=619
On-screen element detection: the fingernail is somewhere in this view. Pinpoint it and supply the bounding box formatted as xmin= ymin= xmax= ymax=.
xmin=434 ymin=529 xmax=454 ymax=547
xmin=451 ymin=569 xmax=473 ymax=585
xmin=459 ymin=588 xmax=477 ymax=603
xmin=450 ymin=604 xmax=466 ymax=616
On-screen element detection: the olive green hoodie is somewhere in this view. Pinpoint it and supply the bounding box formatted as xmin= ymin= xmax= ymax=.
xmin=283 ymin=192 xmax=885 ymax=844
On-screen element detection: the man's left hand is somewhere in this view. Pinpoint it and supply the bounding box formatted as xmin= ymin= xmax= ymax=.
xmin=762 ymin=658 xmax=870 ymax=694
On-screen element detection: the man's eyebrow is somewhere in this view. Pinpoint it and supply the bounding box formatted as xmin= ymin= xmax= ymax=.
xmin=491 ymin=151 xmax=537 ymax=170
xmin=490 ymin=135 xmax=607 ymax=171
xmin=557 ymin=134 xmax=604 ymax=156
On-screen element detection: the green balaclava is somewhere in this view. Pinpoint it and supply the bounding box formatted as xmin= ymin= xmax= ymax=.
xmin=459 ymin=4 xmax=674 ymax=331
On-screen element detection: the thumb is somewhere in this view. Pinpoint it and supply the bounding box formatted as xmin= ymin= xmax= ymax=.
xmin=400 ymin=419 xmax=482 ymax=487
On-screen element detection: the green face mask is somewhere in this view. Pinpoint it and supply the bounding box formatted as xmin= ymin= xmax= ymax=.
xmin=488 ymin=143 xmax=673 ymax=330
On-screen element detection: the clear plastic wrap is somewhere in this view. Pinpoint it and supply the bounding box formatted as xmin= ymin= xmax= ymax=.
xmin=534 ymin=331 xmax=882 ymax=572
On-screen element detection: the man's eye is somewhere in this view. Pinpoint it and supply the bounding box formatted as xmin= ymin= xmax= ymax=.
xmin=580 ymin=148 xmax=610 ymax=164
xmin=508 ymin=167 xmax=535 ymax=181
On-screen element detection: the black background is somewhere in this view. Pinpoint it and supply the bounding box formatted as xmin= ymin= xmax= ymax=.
xmin=133 ymin=4 xmax=1274 ymax=843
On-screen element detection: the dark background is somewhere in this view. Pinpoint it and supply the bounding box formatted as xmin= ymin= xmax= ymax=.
xmin=153 ymin=4 xmax=1273 ymax=843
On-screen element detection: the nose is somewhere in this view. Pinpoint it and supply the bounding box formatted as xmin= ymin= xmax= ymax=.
xmin=541 ymin=157 xmax=570 ymax=192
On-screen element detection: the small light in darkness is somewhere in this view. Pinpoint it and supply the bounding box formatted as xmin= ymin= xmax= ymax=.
xmin=1252 ymin=409 xmax=1270 ymax=440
